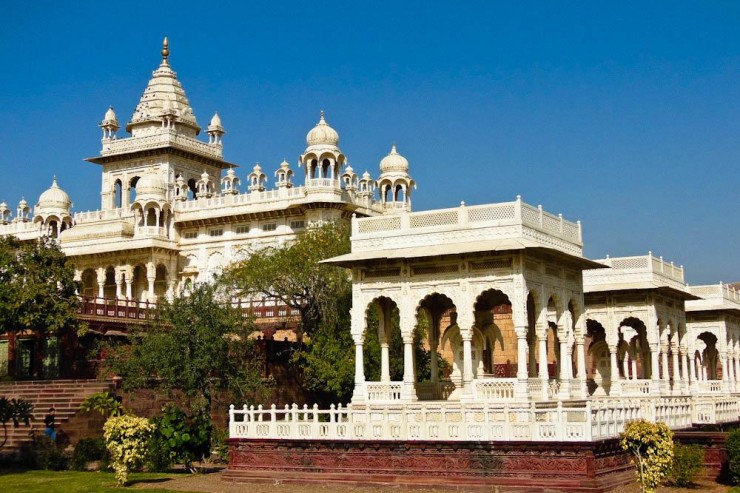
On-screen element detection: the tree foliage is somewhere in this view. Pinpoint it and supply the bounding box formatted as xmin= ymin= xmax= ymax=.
xmin=103 ymin=283 xmax=264 ymax=414
xmin=225 ymin=221 xmax=356 ymax=402
xmin=0 ymin=396 xmax=33 ymax=449
xmin=225 ymin=221 xmax=352 ymax=338
xmin=620 ymin=420 xmax=674 ymax=493
xmin=103 ymin=415 xmax=155 ymax=486
xmin=79 ymin=391 xmax=124 ymax=418
xmin=0 ymin=236 xmax=80 ymax=336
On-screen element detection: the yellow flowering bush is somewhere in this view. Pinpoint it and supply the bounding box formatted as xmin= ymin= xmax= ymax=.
xmin=619 ymin=420 xmax=674 ymax=493
xmin=103 ymin=415 xmax=156 ymax=486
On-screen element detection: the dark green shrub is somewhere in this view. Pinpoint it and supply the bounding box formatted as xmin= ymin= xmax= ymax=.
xmin=71 ymin=437 xmax=108 ymax=471
xmin=727 ymin=429 xmax=740 ymax=484
xmin=147 ymin=404 xmax=212 ymax=472
xmin=669 ymin=443 xmax=704 ymax=487
xmin=19 ymin=433 xmax=68 ymax=470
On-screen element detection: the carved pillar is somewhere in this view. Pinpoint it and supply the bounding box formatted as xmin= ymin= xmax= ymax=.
xmin=125 ymin=279 xmax=133 ymax=299
xmin=380 ymin=343 xmax=390 ymax=383
xmin=146 ymin=263 xmax=156 ymax=302
xmin=537 ymin=333 xmax=548 ymax=379
xmin=688 ymin=352 xmax=696 ymax=390
xmin=650 ymin=344 xmax=660 ymax=391
xmin=630 ymin=357 xmax=638 ymax=381
xmin=515 ymin=326 xmax=529 ymax=399
xmin=671 ymin=342 xmax=680 ymax=393
xmin=95 ymin=268 xmax=105 ymax=299
xmin=575 ymin=337 xmax=587 ymax=397
xmin=462 ymin=336 xmax=473 ymax=385
xmin=722 ymin=352 xmax=730 ymax=390
xmin=661 ymin=343 xmax=670 ymax=393
xmin=559 ymin=340 xmax=572 ymax=399
xmin=609 ymin=345 xmax=621 ymax=396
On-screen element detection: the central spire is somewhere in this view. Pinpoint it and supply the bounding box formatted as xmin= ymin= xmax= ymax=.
xmin=161 ymin=36 xmax=170 ymax=65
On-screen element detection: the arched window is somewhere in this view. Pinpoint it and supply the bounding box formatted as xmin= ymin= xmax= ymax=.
xmin=310 ymin=159 xmax=318 ymax=179
xmin=129 ymin=176 xmax=140 ymax=204
xmin=188 ymin=179 xmax=198 ymax=200
xmin=114 ymin=179 xmax=122 ymax=208
xmin=321 ymin=159 xmax=330 ymax=178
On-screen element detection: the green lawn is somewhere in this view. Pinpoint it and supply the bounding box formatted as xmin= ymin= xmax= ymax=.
xmin=0 ymin=470 xmax=199 ymax=493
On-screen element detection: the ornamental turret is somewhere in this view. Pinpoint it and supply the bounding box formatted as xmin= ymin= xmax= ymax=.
xmin=275 ymin=160 xmax=293 ymax=188
xmin=248 ymin=163 xmax=267 ymax=192
xmin=16 ymin=198 xmax=30 ymax=222
xmin=34 ymin=178 xmax=73 ymax=238
xmin=300 ymin=111 xmax=345 ymax=185
xmin=0 ymin=202 xmax=10 ymax=224
xmin=377 ymin=144 xmax=415 ymax=213
xmin=222 ymin=167 xmax=239 ymax=195
xmin=174 ymin=174 xmax=188 ymax=201
xmin=342 ymin=163 xmax=358 ymax=191
xmin=100 ymin=106 xmax=120 ymax=139
xmin=358 ymin=171 xmax=376 ymax=198
xmin=196 ymin=170 xmax=215 ymax=199
xmin=207 ymin=112 xmax=225 ymax=145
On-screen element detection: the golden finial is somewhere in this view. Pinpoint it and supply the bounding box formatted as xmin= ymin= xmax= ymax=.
xmin=161 ymin=36 xmax=170 ymax=62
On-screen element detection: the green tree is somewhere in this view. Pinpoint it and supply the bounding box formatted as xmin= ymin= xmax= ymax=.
xmin=0 ymin=236 xmax=80 ymax=337
xmin=0 ymin=397 xmax=33 ymax=449
xmin=225 ymin=221 xmax=356 ymax=402
xmin=103 ymin=283 xmax=264 ymax=415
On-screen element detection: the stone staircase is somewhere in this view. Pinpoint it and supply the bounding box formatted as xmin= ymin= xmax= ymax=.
xmin=0 ymin=379 xmax=115 ymax=452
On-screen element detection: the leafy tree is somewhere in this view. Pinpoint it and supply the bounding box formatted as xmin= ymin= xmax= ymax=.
xmin=104 ymin=415 xmax=155 ymax=486
xmin=620 ymin=420 xmax=674 ymax=493
xmin=0 ymin=396 xmax=33 ymax=449
xmin=103 ymin=282 xmax=264 ymax=415
xmin=148 ymin=404 xmax=212 ymax=472
xmin=79 ymin=391 xmax=124 ymax=418
xmin=226 ymin=221 xmax=352 ymax=339
xmin=225 ymin=221 xmax=356 ymax=402
xmin=0 ymin=236 xmax=80 ymax=338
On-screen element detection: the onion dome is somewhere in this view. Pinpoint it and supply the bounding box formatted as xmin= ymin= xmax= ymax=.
xmin=225 ymin=167 xmax=236 ymax=178
xmin=208 ymin=112 xmax=224 ymax=132
xmin=37 ymin=178 xmax=72 ymax=212
xmin=379 ymin=145 xmax=409 ymax=173
xmin=362 ymin=170 xmax=372 ymax=180
xmin=134 ymin=168 xmax=167 ymax=202
xmin=0 ymin=202 xmax=8 ymax=212
xmin=18 ymin=198 xmax=28 ymax=208
xmin=101 ymin=106 xmax=120 ymax=128
xmin=306 ymin=111 xmax=339 ymax=147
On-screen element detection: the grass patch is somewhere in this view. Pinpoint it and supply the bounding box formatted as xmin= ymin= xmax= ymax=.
xmin=0 ymin=470 xmax=200 ymax=493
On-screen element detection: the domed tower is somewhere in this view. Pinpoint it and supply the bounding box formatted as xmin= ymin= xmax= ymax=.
xmin=131 ymin=168 xmax=169 ymax=235
xmin=247 ymin=163 xmax=267 ymax=192
xmin=377 ymin=145 xmax=415 ymax=213
xmin=275 ymin=160 xmax=294 ymax=189
xmin=221 ymin=167 xmax=239 ymax=195
xmin=300 ymin=111 xmax=346 ymax=186
xmin=100 ymin=106 xmax=120 ymax=140
xmin=34 ymin=178 xmax=73 ymax=238
xmin=207 ymin=112 xmax=225 ymax=145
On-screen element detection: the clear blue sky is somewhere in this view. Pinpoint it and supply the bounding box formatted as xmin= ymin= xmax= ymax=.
xmin=0 ymin=1 xmax=737 ymax=284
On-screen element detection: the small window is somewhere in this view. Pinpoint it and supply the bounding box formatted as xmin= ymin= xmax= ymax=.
xmin=209 ymin=228 xmax=224 ymax=237
xmin=263 ymin=223 xmax=277 ymax=232
xmin=290 ymin=220 xmax=305 ymax=230
xmin=183 ymin=231 xmax=198 ymax=239
xmin=235 ymin=225 xmax=250 ymax=235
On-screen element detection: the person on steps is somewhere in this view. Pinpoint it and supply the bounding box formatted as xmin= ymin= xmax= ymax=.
xmin=43 ymin=407 xmax=56 ymax=442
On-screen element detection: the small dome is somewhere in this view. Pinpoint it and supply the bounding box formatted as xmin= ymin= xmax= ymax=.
xmin=207 ymin=112 xmax=225 ymax=134
xmin=104 ymin=106 xmax=117 ymax=121
xmin=18 ymin=198 xmax=28 ymax=208
xmin=0 ymin=202 xmax=8 ymax=212
xmin=226 ymin=167 xmax=236 ymax=177
xmin=280 ymin=159 xmax=290 ymax=169
xmin=200 ymin=170 xmax=210 ymax=181
xmin=379 ymin=145 xmax=409 ymax=173
xmin=362 ymin=170 xmax=372 ymax=180
xmin=100 ymin=106 xmax=120 ymax=130
xmin=306 ymin=111 xmax=339 ymax=147
xmin=252 ymin=163 xmax=263 ymax=173
xmin=37 ymin=178 xmax=72 ymax=211
xmin=210 ymin=112 xmax=222 ymax=127
xmin=135 ymin=169 xmax=167 ymax=201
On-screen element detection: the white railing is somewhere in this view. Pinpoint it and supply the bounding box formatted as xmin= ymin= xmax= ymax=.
xmin=135 ymin=226 xmax=167 ymax=238
xmin=74 ymin=207 xmax=132 ymax=222
xmin=229 ymin=394 xmax=733 ymax=443
xmin=306 ymin=178 xmax=339 ymax=188
xmin=621 ymin=379 xmax=653 ymax=396
xmin=415 ymin=381 xmax=457 ymax=401
xmin=366 ymin=382 xmax=402 ymax=402
xmin=696 ymin=381 xmax=724 ymax=393
xmin=101 ymin=129 xmax=223 ymax=159
xmin=472 ymin=378 xmax=517 ymax=400
xmin=352 ymin=197 xmax=582 ymax=250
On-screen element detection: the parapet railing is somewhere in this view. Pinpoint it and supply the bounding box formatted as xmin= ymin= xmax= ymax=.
xmin=595 ymin=253 xmax=685 ymax=284
xmin=689 ymin=283 xmax=740 ymax=305
xmin=229 ymin=395 xmax=727 ymax=442
xmin=352 ymin=197 xmax=583 ymax=246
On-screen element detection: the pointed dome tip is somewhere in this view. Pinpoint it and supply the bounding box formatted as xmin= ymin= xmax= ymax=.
xmin=161 ymin=36 xmax=170 ymax=61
